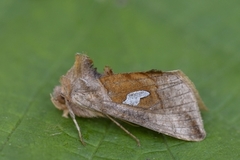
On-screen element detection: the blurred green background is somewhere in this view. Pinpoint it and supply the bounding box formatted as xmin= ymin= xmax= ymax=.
xmin=0 ymin=0 xmax=239 ymax=159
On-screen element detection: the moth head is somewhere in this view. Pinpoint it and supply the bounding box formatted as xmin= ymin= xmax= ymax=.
xmin=50 ymin=86 xmax=67 ymax=112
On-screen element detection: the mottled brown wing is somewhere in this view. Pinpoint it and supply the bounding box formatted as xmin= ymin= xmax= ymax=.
xmin=99 ymin=70 xmax=206 ymax=141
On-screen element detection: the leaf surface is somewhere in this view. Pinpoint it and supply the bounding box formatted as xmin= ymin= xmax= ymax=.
xmin=0 ymin=1 xmax=240 ymax=159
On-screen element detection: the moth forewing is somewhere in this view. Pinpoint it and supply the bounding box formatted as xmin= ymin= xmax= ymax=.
xmin=51 ymin=53 xmax=207 ymax=146
xmin=83 ymin=70 xmax=206 ymax=141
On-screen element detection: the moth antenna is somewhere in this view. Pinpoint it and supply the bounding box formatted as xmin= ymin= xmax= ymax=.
xmin=65 ymin=101 xmax=85 ymax=145
xmin=105 ymin=114 xmax=141 ymax=146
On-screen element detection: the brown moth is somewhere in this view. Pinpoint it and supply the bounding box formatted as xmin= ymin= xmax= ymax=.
xmin=50 ymin=53 xmax=206 ymax=146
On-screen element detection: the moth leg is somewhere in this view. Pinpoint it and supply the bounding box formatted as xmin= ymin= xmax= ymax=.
xmin=62 ymin=109 xmax=69 ymax=118
xmin=105 ymin=114 xmax=140 ymax=146
xmin=65 ymin=101 xmax=85 ymax=145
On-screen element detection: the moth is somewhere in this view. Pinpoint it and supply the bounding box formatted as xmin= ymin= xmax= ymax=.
xmin=50 ymin=53 xmax=206 ymax=146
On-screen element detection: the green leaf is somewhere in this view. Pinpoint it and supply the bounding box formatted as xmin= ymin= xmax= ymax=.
xmin=1 ymin=0 xmax=240 ymax=159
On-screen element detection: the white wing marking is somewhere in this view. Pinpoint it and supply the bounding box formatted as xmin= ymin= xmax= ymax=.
xmin=123 ymin=90 xmax=150 ymax=106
